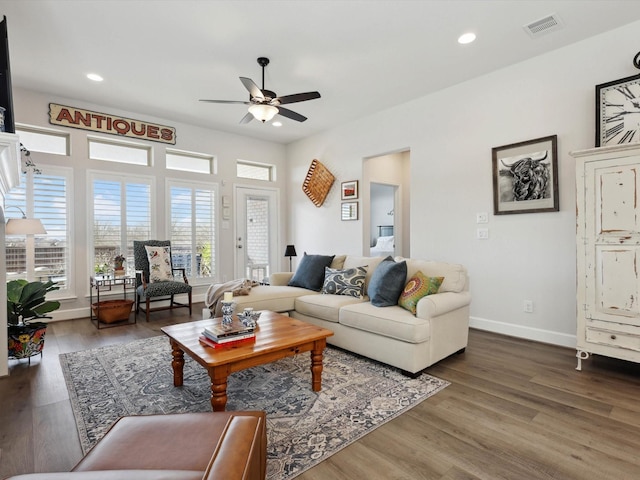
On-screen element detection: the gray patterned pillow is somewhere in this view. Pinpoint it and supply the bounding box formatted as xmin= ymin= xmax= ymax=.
xmin=321 ymin=266 xmax=367 ymax=298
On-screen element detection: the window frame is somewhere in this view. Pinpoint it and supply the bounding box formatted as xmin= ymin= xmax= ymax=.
xmin=236 ymin=160 xmax=275 ymax=182
xmin=88 ymin=135 xmax=152 ymax=166
xmin=4 ymin=164 xmax=75 ymax=299
xmin=87 ymin=170 xmax=156 ymax=279
xmin=166 ymin=177 xmax=219 ymax=285
xmin=166 ymin=148 xmax=216 ymax=174
xmin=15 ymin=123 xmax=71 ymax=156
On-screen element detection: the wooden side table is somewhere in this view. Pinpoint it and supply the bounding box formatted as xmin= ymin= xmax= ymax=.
xmin=89 ymin=275 xmax=137 ymax=329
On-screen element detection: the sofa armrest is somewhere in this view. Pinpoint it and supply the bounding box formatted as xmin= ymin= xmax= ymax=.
xmin=204 ymin=415 xmax=266 ymax=480
xmin=270 ymin=272 xmax=293 ymax=286
xmin=415 ymin=291 xmax=471 ymax=320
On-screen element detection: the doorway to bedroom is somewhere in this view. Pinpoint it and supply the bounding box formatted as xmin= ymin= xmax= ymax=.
xmin=363 ymin=149 xmax=410 ymax=258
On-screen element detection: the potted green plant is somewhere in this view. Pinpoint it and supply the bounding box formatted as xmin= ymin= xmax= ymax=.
xmin=114 ymin=254 xmax=126 ymax=276
xmin=7 ymin=279 xmax=60 ymax=362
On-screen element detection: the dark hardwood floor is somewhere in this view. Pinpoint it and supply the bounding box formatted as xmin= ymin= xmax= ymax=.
xmin=1 ymin=306 xmax=639 ymax=479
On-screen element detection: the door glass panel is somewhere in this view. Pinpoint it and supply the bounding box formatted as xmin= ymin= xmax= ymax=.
xmin=245 ymin=195 xmax=270 ymax=282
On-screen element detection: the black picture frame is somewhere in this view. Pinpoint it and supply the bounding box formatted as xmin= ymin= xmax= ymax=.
xmin=492 ymin=135 xmax=559 ymax=215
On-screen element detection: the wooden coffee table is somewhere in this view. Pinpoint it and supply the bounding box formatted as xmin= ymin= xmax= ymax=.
xmin=161 ymin=311 xmax=334 ymax=411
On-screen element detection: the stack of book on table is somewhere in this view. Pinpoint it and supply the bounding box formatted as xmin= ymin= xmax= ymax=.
xmin=199 ymin=319 xmax=256 ymax=349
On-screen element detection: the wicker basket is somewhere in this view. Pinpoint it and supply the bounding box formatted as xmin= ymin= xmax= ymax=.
xmin=302 ymin=159 xmax=335 ymax=207
xmin=92 ymin=299 xmax=134 ymax=324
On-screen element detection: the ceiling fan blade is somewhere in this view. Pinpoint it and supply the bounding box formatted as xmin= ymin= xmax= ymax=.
xmin=240 ymin=112 xmax=254 ymax=124
xmin=276 ymin=91 xmax=321 ymax=105
xmin=199 ymin=99 xmax=250 ymax=105
xmin=277 ymin=107 xmax=307 ymax=122
xmin=240 ymin=77 xmax=264 ymax=100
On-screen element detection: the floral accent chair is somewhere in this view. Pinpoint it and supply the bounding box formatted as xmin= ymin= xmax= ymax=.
xmin=133 ymin=240 xmax=192 ymax=322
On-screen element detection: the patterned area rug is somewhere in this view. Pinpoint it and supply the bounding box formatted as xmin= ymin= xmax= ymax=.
xmin=60 ymin=336 xmax=448 ymax=480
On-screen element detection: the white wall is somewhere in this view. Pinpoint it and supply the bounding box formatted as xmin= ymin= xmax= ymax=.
xmin=285 ymin=20 xmax=640 ymax=347
xmin=11 ymin=87 xmax=287 ymax=320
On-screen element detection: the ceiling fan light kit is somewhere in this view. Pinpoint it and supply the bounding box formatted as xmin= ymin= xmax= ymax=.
xmin=200 ymin=57 xmax=321 ymax=125
xmin=249 ymin=104 xmax=278 ymax=122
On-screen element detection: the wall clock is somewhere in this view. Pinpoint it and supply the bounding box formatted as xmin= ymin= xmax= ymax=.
xmin=595 ymin=73 xmax=640 ymax=147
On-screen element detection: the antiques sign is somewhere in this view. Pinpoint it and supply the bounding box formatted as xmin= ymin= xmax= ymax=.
xmin=49 ymin=103 xmax=176 ymax=144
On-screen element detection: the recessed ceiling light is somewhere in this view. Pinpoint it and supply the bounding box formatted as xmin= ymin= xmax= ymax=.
xmin=458 ymin=32 xmax=476 ymax=45
xmin=272 ymin=121 xmax=282 ymax=127
xmin=86 ymin=73 xmax=104 ymax=82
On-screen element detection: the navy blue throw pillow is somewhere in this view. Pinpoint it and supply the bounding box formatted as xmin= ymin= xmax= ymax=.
xmin=367 ymin=258 xmax=408 ymax=307
xmin=288 ymin=253 xmax=335 ymax=291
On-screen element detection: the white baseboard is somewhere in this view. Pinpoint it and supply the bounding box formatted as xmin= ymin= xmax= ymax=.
xmin=45 ymin=293 xmax=209 ymax=323
xmin=470 ymin=316 xmax=576 ymax=349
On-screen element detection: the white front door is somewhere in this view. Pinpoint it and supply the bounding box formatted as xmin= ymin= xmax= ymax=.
xmin=234 ymin=186 xmax=279 ymax=282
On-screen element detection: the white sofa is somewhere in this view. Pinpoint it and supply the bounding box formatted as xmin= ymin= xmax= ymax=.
xmin=226 ymin=255 xmax=470 ymax=375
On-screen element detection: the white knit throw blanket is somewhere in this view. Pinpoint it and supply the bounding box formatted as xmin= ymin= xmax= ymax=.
xmin=205 ymin=278 xmax=259 ymax=316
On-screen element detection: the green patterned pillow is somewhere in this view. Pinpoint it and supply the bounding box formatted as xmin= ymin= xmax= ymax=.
xmin=321 ymin=266 xmax=367 ymax=297
xmin=398 ymin=271 xmax=443 ymax=315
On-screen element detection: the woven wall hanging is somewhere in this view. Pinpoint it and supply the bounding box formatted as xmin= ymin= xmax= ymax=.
xmin=302 ymin=159 xmax=335 ymax=207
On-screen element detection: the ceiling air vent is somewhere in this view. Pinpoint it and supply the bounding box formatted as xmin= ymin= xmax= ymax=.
xmin=523 ymin=13 xmax=563 ymax=38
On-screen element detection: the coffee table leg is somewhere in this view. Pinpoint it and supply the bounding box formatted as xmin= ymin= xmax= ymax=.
xmin=170 ymin=340 xmax=184 ymax=387
xmin=208 ymin=366 xmax=230 ymax=411
xmin=310 ymin=339 xmax=326 ymax=392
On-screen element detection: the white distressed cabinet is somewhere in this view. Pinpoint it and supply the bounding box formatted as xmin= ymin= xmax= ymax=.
xmin=572 ymin=143 xmax=640 ymax=370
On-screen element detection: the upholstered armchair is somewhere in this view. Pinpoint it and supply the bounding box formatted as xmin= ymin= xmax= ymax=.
xmin=133 ymin=240 xmax=192 ymax=322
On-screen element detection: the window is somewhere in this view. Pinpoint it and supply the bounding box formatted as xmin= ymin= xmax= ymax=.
xmin=4 ymin=166 xmax=73 ymax=296
xmin=88 ymin=137 xmax=150 ymax=166
xmin=167 ymin=180 xmax=217 ymax=281
xmin=236 ymin=160 xmax=274 ymax=181
xmin=90 ymin=173 xmax=153 ymax=274
xmin=15 ymin=125 xmax=69 ymax=156
xmin=166 ymin=149 xmax=215 ymax=174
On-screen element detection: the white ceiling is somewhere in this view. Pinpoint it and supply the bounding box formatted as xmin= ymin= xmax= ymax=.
xmin=2 ymin=0 xmax=640 ymax=145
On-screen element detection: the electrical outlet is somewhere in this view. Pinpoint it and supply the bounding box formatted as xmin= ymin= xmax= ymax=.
xmin=524 ymin=300 xmax=534 ymax=313
xmin=476 ymin=212 xmax=489 ymax=224
xmin=477 ymin=228 xmax=489 ymax=239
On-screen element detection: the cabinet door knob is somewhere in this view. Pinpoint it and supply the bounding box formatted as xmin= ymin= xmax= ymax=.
xmin=610 ymin=334 xmax=617 ymax=340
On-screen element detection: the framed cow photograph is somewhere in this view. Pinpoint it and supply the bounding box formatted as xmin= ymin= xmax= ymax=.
xmin=492 ymin=135 xmax=558 ymax=215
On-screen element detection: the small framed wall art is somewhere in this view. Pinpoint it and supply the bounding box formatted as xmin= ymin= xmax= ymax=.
xmin=492 ymin=135 xmax=558 ymax=215
xmin=341 ymin=180 xmax=358 ymax=200
xmin=341 ymin=202 xmax=358 ymax=221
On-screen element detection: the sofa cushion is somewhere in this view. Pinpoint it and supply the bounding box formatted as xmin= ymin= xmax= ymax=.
xmin=367 ymin=258 xmax=407 ymax=307
xmin=342 ymin=255 xmax=386 ymax=290
xmin=295 ymin=294 xmax=366 ymax=323
xmin=288 ymin=253 xmax=335 ymax=291
xmin=230 ymin=285 xmax=318 ymax=312
xmin=330 ymin=255 xmax=347 ymax=270
xmin=398 ymin=271 xmax=443 ymax=315
xmin=400 ymin=258 xmax=467 ymax=293
xmin=321 ymin=266 xmax=367 ymax=298
xmin=339 ymin=302 xmax=430 ymax=343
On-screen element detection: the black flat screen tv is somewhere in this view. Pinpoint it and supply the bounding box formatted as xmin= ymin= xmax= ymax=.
xmin=0 ymin=16 xmax=15 ymax=133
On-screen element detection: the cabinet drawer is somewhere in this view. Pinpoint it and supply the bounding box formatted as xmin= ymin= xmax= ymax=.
xmin=586 ymin=327 xmax=640 ymax=352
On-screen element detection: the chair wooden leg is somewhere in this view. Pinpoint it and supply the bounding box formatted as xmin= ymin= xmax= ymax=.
xmin=188 ymin=291 xmax=192 ymax=315
xmin=146 ymin=298 xmax=151 ymax=322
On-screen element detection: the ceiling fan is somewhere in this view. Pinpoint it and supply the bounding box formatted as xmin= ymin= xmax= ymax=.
xmin=200 ymin=57 xmax=321 ymax=124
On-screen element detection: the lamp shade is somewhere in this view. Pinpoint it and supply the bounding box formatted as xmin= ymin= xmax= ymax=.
xmin=5 ymin=217 xmax=47 ymax=235
xmin=284 ymin=245 xmax=297 ymax=257
xmin=248 ymin=104 xmax=278 ymax=123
